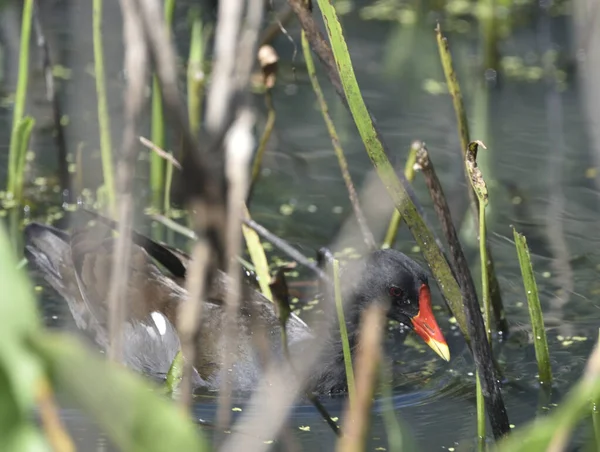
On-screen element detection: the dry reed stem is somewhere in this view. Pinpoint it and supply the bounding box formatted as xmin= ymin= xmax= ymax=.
xmin=336 ymin=303 xmax=386 ymax=452
xmin=135 ymin=0 xmax=228 ymax=407
xmin=107 ymin=0 xmax=148 ymax=363
xmin=36 ymin=376 xmax=75 ymax=452
xmin=139 ymin=136 xmax=182 ymax=169
xmin=216 ymin=108 xmax=256 ymax=429
xmin=179 ymin=240 xmax=210 ymax=410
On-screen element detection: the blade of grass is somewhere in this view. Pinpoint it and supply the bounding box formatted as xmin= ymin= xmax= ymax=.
xmin=333 ymin=258 xmax=356 ymax=405
xmin=188 ymin=9 xmax=205 ymax=136
xmin=301 ymin=31 xmax=375 ymax=250
xmin=13 ymin=116 xmax=35 ymax=204
xmin=315 ymin=0 xmax=468 ymax=341
xmin=164 ymin=350 xmax=183 ymax=395
xmin=476 ymin=372 xmax=486 ymax=448
xmin=382 ymin=141 xmax=419 ymax=249
xmin=93 ymin=0 xmax=116 ymax=217
xmin=7 ymin=0 xmax=33 ymax=198
xmin=512 ymin=228 xmax=552 ymax=386
xmin=150 ymin=0 xmax=176 ymax=212
xmin=242 ymin=204 xmax=273 ymax=301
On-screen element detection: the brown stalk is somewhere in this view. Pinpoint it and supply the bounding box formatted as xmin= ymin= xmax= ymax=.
xmin=139 ymin=136 xmax=182 ymax=170
xmin=213 ymin=0 xmax=265 ymax=431
xmin=179 ymin=241 xmax=210 ymax=410
xmin=36 ymin=376 xmax=75 ymax=452
xmin=107 ymin=0 xmax=148 ymax=363
xmin=134 ymin=0 xmax=228 ymax=408
xmin=336 ymin=303 xmax=387 ymax=452
xmin=414 ymin=142 xmax=510 ymax=438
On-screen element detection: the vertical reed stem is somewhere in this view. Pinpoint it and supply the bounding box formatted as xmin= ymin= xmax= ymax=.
xmin=150 ymin=0 xmax=175 ymax=212
xmin=93 ymin=0 xmax=116 ymax=216
xmin=188 ymin=11 xmax=205 ymax=136
xmin=7 ymin=0 xmax=33 ymax=197
xmin=333 ymin=258 xmax=356 ymax=405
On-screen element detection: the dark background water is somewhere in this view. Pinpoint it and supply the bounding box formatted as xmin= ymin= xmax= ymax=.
xmin=1 ymin=0 xmax=600 ymax=450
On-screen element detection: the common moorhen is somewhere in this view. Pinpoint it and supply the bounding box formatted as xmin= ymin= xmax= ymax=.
xmin=24 ymin=220 xmax=450 ymax=394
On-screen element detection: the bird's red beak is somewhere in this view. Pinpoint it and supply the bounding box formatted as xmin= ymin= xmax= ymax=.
xmin=410 ymin=284 xmax=450 ymax=361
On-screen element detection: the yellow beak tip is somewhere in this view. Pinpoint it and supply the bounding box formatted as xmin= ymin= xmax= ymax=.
xmin=428 ymin=339 xmax=451 ymax=362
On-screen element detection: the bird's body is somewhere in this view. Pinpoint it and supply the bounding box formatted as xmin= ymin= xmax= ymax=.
xmin=24 ymin=219 xmax=449 ymax=394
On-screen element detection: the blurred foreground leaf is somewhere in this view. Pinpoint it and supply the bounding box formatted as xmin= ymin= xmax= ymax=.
xmin=0 ymin=223 xmax=47 ymax=451
xmin=29 ymin=332 xmax=208 ymax=452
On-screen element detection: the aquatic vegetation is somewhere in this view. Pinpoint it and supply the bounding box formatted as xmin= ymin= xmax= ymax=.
xmin=1 ymin=0 xmax=598 ymax=450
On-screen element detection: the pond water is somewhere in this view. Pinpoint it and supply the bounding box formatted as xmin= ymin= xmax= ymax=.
xmin=1 ymin=0 xmax=600 ymax=450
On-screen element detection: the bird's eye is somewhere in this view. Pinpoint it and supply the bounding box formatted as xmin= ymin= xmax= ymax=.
xmin=389 ymin=287 xmax=403 ymax=298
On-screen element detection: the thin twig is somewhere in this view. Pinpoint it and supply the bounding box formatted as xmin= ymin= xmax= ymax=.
xmin=139 ymin=136 xmax=182 ymax=169
xmin=242 ymin=218 xmax=327 ymax=280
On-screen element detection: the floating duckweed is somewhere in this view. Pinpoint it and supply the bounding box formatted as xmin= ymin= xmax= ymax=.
xmin=585 ymin=167 xmax=597 ymax=179
xmin=308 ymin=299 xmax=319 ymax=306
xmin=516 ymin=302 xmax=524 ymax=308
xmin=263 ymin=440 xmax=273 ymax=445
xmin=302 ymin=305 xmax=314 ymax=311
xmin=298 ymin=425 xmax=310 ymax=432
xmin=448 ymin=317 xmax=457 ymax=324
xmin=307 ymin=204 xmax=318 ymax=213
xmin=68 ymin=163 xmax=77 ymax=174
xmin=411 ymin=246 xmax=420 ymax=253
xmin=34 ymin=177 xmax=48 ymax=186
xmin=375 ymin=448 xmax=387 ymax=451
xmin=510 ymin=424 xmax=516 ymax=429
xmin=573 ymin=336 xmax=588 ymax=342
xmin=231 ymin=407 xmax=242 ymax=412
xmin=422 ymin=78 xmax=447 ymax=95
xmin=52 ymin=64 xmax=72 ymax=79
xmin=279 ymin=204 xmax=294 ymax=216
xmin=34 ymin=286 xmax=43 ymax=293
xmin=331 ymin=417 xmax=339 ymax=422
xmin=562 ymin=340 xmax=573 ymax=347
xmin=334 ymin=0 xmax=353 ymax=15
xmin=332 ymin=206 xmax=343 ymax=214
xmin=511 ymin=196 xmax=522 ymax=205
xmin=542 ymin=271 xmax=551 ymax=278
xmin=261 ymin=241 xmax=273 ymax=251
xmin=60 ymin=115 xmax=70 ymax=126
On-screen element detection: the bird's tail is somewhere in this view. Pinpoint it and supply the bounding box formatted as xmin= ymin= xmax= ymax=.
xmin=24 ymin=222 xmax=71 ymax=289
